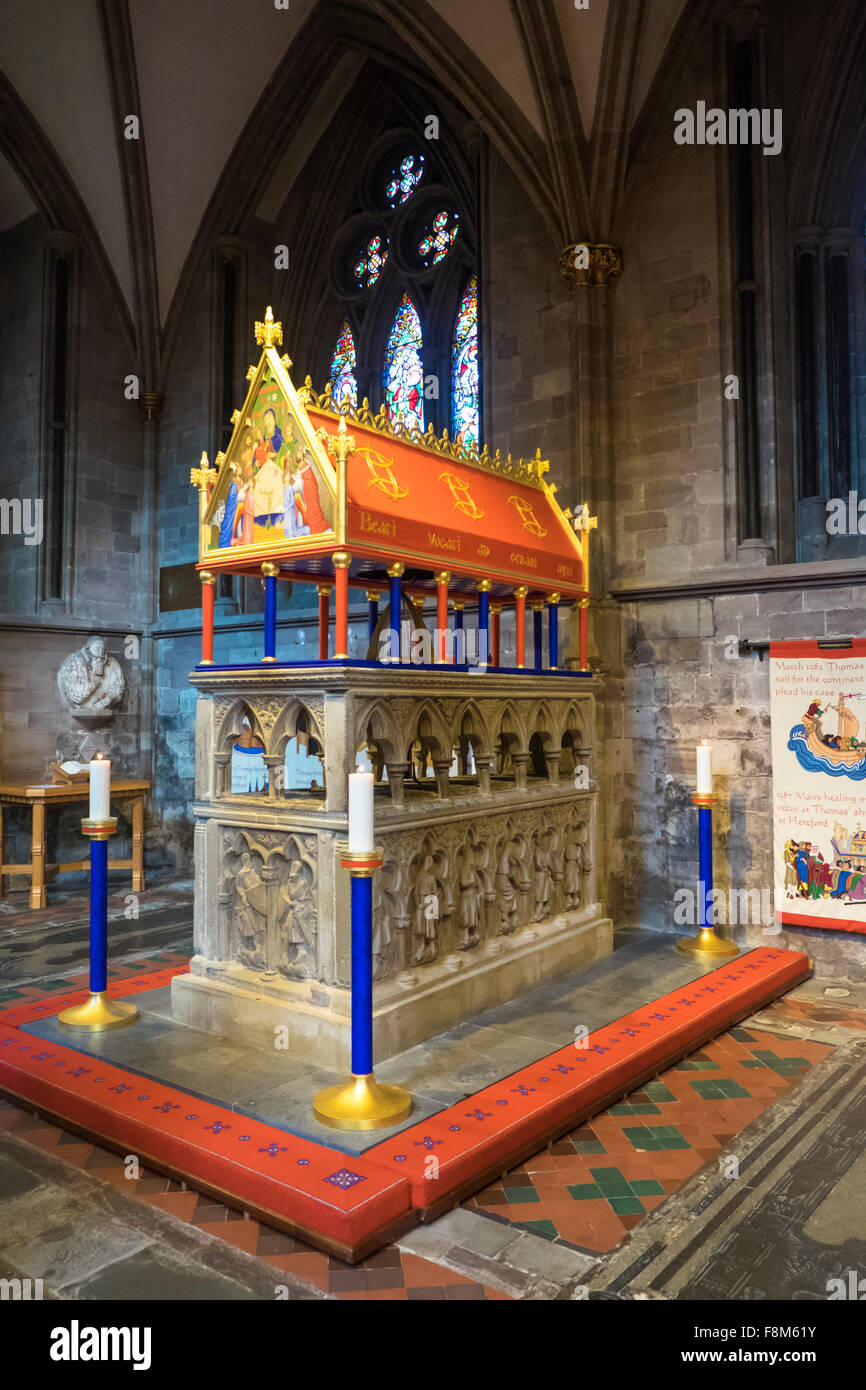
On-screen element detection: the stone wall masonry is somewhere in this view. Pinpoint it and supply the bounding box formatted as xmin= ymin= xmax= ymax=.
xmin=611 ymin=588 xmax=866 ymax=980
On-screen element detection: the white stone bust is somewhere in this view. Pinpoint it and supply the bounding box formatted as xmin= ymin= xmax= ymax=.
xmin=58 ymin=636 xmax=125 ymax=713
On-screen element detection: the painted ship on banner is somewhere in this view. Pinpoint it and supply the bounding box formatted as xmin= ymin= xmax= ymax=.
xmin=800 ymin=692 xmax=866 ymax=772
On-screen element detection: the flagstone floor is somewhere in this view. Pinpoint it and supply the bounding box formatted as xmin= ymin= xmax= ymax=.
xmin=0 ymin=879 xmax=864 ymax=1300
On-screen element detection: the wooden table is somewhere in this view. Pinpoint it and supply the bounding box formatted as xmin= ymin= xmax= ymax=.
xmin=0 ymin=779 xmax=150 ymax=909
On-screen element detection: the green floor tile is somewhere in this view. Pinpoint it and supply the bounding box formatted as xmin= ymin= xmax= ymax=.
xmin=567 ymin=1183 xmax=604 ymax=1200
xmin=502 ymin=1185 xmax=539 ymax=1204
xmin=630 ymin=1178 xmax=666 ymax=1196
xmin=643 ymin=1082 xmax=676 ymax=1102
xmin=519 ymin=1219 xmax=558 ymax=1240
xmin=609 ymin=1196 xmax=645 ymax=1216
xmin=690 ymin=1078 xmax=751 ymax=1100
xmin=610 ymin=1101 xmax=661 ymax=1115
xmin=624 ymin=1125 xmax=690 ymax=1152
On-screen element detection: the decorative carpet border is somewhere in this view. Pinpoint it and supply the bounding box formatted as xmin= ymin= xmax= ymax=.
xmin=0 ymin=949 xmax=810 ymax=1261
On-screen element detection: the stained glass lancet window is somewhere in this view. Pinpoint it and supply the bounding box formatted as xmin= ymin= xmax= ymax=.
xmin=329 ymin=321 xmax=358 ymax=407
xmin=385 ymin=154 xmax=425 ymax=208
xmin=353 ymin=235 xmax=389 ymax=289
xmin=419 ymin=210 xmax=460 ymax=266
xmin=452 ymin=276 xmax=479 ymax=448
xmin=384 ymin=295 xmax=425 ymax=433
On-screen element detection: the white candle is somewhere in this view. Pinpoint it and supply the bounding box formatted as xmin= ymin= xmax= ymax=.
xmin=89 ymin=754 xmax=111 ymax=820
xmin=348 ymin=766 xmax=374 ymax=852
xmin=696 ymin=740 xmax=713 ymax=795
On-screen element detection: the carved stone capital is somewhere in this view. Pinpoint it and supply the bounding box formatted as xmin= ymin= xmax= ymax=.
xmin=559 ymin=242 xmax=623 ymax=289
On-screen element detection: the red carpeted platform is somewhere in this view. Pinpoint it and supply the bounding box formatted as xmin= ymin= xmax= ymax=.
xmin=0 ymin=947 xmax=810 ymax=1261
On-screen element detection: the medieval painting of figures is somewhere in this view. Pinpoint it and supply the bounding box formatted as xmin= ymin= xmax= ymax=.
xmin=210 ymin=369 xmax=335 ymax=551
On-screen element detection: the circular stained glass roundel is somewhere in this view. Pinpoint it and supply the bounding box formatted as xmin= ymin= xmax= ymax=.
xmin=353 ymin=234 xmax=389 ymax=290
xmin=385 ymin=154 xmax=425 ymax=209
xmin=418 ymin=209 xmax=460 ymax=267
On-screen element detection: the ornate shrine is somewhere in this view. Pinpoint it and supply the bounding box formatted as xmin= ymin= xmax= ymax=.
xmin=174 ymin=308 xmax=612 ymax=1066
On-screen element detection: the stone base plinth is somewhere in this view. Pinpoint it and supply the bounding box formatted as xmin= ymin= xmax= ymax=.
xmin=171 ymin=904 xmax=613 ymax=1070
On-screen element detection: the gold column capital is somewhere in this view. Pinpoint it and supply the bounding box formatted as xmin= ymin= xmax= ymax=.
xmin=477 ymin=578 xmax=492 ymax=592
xmin=548 ymin=591 xmax=561 ymax=605
xmin=387 ymin=561 xmax=405 ymax=578
xmin=261 ymin=561 xmax=280 ymax=579
xmin=365 ymin=588 xmax=381 ymax=602
xmin=434 ymin=570 xmax=451 ymax=585
xmin=332 ymin=550 xmax=352 ymax=569
xmin=514 ymin=585 xmax=529 ymax=599
xmin=559 ymin=242 xmax=623 ymax=289
xmin=199 ymin=570 xmax=216 ymax=586
xmin=316 ymin=582 xmax=333 ymax=596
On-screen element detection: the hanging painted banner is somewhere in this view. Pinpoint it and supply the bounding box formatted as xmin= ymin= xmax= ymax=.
xmin=770 ymin=639 xmax=866 ymax=935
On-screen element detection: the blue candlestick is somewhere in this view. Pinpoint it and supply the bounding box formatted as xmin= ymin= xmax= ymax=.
xmin=677 ymin=795 xmax=739 ymax=957
xmin=314 ymin=845 xmax=412 ymax=1130
xmin=350 ymin=873 xmax=373 ymax=1075
xmin=533 ymin=604 xmax=544 ymax=671
xmin=58 ymin=818 xmax=139 ymax=1030
xmin=367 ymin=595 xmax=379 ymax=643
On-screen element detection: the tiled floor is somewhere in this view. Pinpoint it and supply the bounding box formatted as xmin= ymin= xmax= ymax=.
xmin=19 ymin=927 xmax=742 ymax=1156
xmin=0 ymin=1098 xmax=510 ymax=1300
xmin=1 ymin=889 xmax=859 ymax=1301
xmin=464 ymin=1025 xmax=834 ymax=1254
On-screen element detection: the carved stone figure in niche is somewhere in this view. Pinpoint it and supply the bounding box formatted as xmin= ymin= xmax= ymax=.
xmin=564 ymin=839 xmax=583 ymax=910
xmin=278 ymin=859 xmax=316 ymax=978
xmin=548 ymin=827 xmax=565 ymax=914
xmin=58 ymin=636 xmax=125 ymax=715
xmin=510 ymin=837 xmax=533 ymax=924
xmin=411 ymin=854 xmax=440 ymax=964
xmin=235 ymin=853 xmax=269 ymax=969
xmin=457 ymin=858 xmax=481 ymax=950
xmin=495 ymin=847 xmax=518 ymax=934
xmin=533 ymin=832 xmax=552 ymax=921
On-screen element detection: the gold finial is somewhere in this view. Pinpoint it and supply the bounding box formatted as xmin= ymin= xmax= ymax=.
xmin=320 ymin=413 xmax=356 ymax=465
xmin=190 ymin=452 xmax=218 ymax=491
xmin=246 ymin=365 xmax=256 ymax=381
xmin=254 ymin=305 xmax=283 ymax=348
xmin=572 ymin=502 xmax=597 ymax=596
xmin=230 ymin=409 xmax=240 ymax=425
xmin=281 ymin=352 xmax=292 ymax=371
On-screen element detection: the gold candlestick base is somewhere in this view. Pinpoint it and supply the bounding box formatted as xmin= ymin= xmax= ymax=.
xmin=676 ymin=928 xmax=740 ymax=958
xmin=58 ymin=991 xmax=140 ymax=1032
xmin=313 ymin=1073 xmax=412 ymax=1131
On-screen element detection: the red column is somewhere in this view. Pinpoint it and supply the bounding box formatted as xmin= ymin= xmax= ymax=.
xmin=200 ymin=571 xmax=216 ymax=665
xmin=317 ymin=584 xmax=332 ymax=660
xmin=514 ymin=586 xmax=527 ymax=669
xmin=490 ymin=602 xmax=501 ymax=667
xmin=579 ymin=597 xmax=589 ymax=672
xmin=333 ymin=552 xmax=351 ymax=659
xmin=435 ymin=570 xmax=449 ymax=664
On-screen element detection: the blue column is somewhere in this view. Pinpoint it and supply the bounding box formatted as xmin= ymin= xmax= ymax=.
xmin=263 ymin=570 xmax=277 ymax=661
xmin=350 ymin=874 xmax=373 ymax=1076
xmin=367 ymin=592 xmax=379 ymax=644
xmin=548 ymin=597 xmax=559 ymax=669
xmin=533 ymin=604 xmax=543 ymax=671
xmin=477 ymin=585 xmax=490 ymax=666
xmin=90 ymin=838 xmax=109 ymax=993
xmin=387 ymin=566 xmax=403 ymax=663
xmin=697 ymin=806 xmax=713 ymax=928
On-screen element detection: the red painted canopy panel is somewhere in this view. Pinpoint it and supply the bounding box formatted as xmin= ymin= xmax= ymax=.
xmin=307 ymin=408 xmax=585 ymax=594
